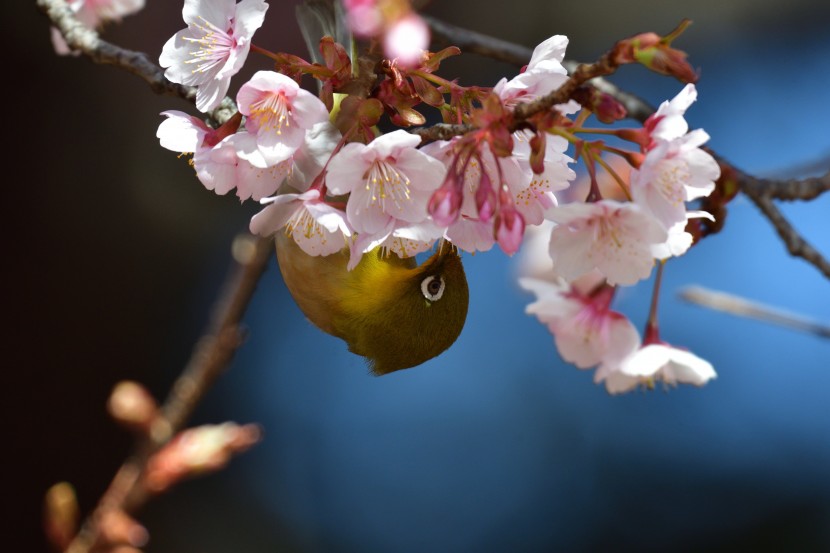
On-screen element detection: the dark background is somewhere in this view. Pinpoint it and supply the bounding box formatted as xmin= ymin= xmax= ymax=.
xmin=10 ymin=0 xmax=830 ymax=551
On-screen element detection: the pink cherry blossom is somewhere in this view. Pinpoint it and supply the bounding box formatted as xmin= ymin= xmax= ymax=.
xmin=52 ymin=0 xmax=145 ymax=55
xmin=547 ymin=200 xmax=667 ymax=286
xmin=597 ymin=343 xmax=716 ymax=394
xmin=630 ymin=130 xmax=720 ymax=229
xmin=157 ymin=111 xmax=290 ymax=200
xmin=326 ymin=130 xmax=446 ymax=235
xmin=250 ymin=189 xmax=351 ymax=256
xmin=160 ymin=0 xmax=268 ymax=113
xmin=210 ymin=133 xmax=292 ymax=201
xmin=236 ymin=71 xmax=330 ymax=167
xmin=520 ymin=274 xmax=640 ymax=369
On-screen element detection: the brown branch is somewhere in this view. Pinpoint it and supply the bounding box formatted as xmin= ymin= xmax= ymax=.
xmin=36 ymin=0 xmax=237 ymax=125
xmin=424 ymin=14 xmax=656 ymax=122
xmin=64 ymin=235 xmax=273 ymax=553
xmin=742 ymin=185 xmax=830 ymax=280
xmin=741 ymin=170 xmax=830 ymax=201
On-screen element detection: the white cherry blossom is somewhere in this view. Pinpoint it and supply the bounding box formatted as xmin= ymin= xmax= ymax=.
xmin=597 ymin=343 xmax=716 ymax=395
xmin=160 ymin=0 xmax=268 ymax=113
xmin=631 ymin=130 xmax=720 ymax=229
xmin=547 ymin=200 xmax=667 ymax=286
xmin=326 ymin=130 xmax=446 ymax=235
xmin=250 ymin=189 xmax=351 ymax=256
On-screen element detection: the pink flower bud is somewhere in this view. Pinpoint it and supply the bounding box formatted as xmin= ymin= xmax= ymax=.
xmin=494 ymin=207 xmax=525 ymax=255
xmin=475 ymin=170 xmax=496 ymax=222
xmin=428 ymin=183 xmax=463 ymax=226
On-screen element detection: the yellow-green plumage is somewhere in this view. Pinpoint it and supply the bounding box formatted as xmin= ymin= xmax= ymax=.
xmin=275 ymin=233 xmax=469 ymax=375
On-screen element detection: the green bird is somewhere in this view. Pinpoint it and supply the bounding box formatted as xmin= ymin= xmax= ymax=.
xmin=275 ymin=233 xmax=469 ymax=375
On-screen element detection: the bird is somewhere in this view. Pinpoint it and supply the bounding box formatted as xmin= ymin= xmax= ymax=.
xmin=275 ymin=232 xmax=469 ymax=375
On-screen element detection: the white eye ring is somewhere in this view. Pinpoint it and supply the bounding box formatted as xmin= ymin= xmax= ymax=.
xmin=421 ymin=275 xmax=445 ymax=301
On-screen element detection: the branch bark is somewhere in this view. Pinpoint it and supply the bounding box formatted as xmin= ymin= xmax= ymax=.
xmin=36 ymin=0 xmax=237 ymax=126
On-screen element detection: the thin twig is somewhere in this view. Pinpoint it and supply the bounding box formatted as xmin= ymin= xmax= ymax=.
xmin=679 ymin=286 xmax=830 ymax=339
xmin=741 ymin=186 xmax=830 ymax=280
xmin=35 ymin=0 xmax=237 ymax=125
xmin=424 ymin=15 xmax=656 ymax=122
xmin=64 ymin=235 xmax=273 ymax=553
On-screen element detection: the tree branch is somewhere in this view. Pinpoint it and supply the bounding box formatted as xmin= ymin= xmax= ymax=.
xmin=741 ymin=185 xmax=830 ymax=280
xmin=424 ymin=14 xmax=657 ymax=122
xmin=740 ymin=170 xmax=830 ymax=201
xmin=64 ymin=235 xmax=273 ymax=553
xmin=35 ymin=0 xmax=237 ymax=125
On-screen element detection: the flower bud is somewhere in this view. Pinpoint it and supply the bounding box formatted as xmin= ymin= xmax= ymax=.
xmin=571 ymin=86 xmax=627 ymax=124
xmin=107 ymin=381 xmax=159 ymax=433
xmin=145 ymin=423 xmax=262 ymax=493
xmin=428 ymin=182 xmax=463 ymax=226
xmin=99 ymin=509 xmax=149 ymax=549
xmin=44 ymin=482 xmax=79 ymax=550
xmin=475 ymin=170 xmax=496 ymax=222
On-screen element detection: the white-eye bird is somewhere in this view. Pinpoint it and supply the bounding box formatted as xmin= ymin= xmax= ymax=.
xmin=275 ymin=233 xmax=469 ymax=375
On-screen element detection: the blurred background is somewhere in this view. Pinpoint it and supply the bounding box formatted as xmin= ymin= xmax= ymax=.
xmin=10 ymin=0 xmax=830 ymax=551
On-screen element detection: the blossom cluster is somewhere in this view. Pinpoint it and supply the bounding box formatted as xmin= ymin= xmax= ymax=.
xmin=153 ymin=0 xmax=720 ymax=393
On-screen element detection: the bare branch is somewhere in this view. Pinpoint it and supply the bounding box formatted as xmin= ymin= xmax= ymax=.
xmin=742 ymin=185 xmax=830 ymax=280
xmin=679 ymin=286 xmax=830 ymax=339
xmin=36 ymin=0 xmax=237 ymax=125
xmin=64 ymin=235 xmax=273 ymax=553
xmin=741 ymin=170 xmax=830 ymax=201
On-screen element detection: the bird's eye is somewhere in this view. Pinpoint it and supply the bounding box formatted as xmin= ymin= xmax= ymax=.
xmin=421 ymin=275 xmax=445 ymax=301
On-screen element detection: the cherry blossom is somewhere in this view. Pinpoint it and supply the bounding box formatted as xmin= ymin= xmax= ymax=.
xmin=236 ymin=71 xmax=330 ymax=167
xmin=511 ymin=130 xmax=575 ymax=225
xmin=157 ymin=110 xmax=237 ymax=195
xmin=651 ymin=210 xmax=715 ymax=260
xmin=644 ymin=83 xmax=697 ymax=143
xmin=596 ymin=343 xmax=716 ymax=394
xmin=160 ymin=0 xmax=268 ymax=113
xmin=630 ymin=130 xmax=720 ymax=229
xmin=250 ymin=189 xmax=351 ymax=256
xmin=547 ymin=200 xmax=667 ymax=286
xmin=347 ymin=218 xmax=444 ymax=270
xmin=326 ymin=130 xmax=446 ymax=235
xmin=494 ymin=35 xmax=569 ymax=105
xmin=520 ymin=272 xmax=640 ymax=369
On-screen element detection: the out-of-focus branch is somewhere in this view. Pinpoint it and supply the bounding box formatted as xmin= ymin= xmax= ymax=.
xmin=741 ymin=185 xmax=830 ymax=280
xmin=63 ymin=235 xmax=273 ymax=553
xmin=679 ymin=286 xmax=830 ymax=339
xmin=740 ymin=169 xmax=830 ymax=201
xmin=35 ymin=0 xmax=237 ymax=125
